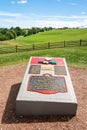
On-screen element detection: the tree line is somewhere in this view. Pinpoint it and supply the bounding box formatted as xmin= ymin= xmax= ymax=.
xmin=0 ymin=27 xmax=53 ymax=41
xmin=0 ymin=26 xmax=84 ymax=41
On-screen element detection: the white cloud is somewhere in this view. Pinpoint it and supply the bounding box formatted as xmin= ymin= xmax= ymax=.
xmin=35 ymin=20 xmax=86 ymax=28
xmin=39 ymin=15 xmax=87 ymax=21
xmin=81 ymin=12 xmax=86 ymax=15
xmin=68 ymin=2 xmax=77 ymax=6
xmin=11 ymin=0 xmax=28 ymax=4
xmin=17 ymin=0 xmax=28 ymax=4
xmin=11 ymin=1 xmax=15 ymax=4
xmin=0 ymin=11 xmax=21 ymax=17
xmin=0 ymin=12 xmax=87 ymax=28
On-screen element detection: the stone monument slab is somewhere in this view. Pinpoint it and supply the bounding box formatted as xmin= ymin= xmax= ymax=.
xmin=16 ymin=57 xmax=77 ymax=116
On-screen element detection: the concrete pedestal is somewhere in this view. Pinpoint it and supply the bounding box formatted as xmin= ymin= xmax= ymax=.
xmin=16 ymin=57 xmax=77 ymax=116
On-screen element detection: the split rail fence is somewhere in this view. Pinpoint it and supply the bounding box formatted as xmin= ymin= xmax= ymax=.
xmin=0 ymin=39 xmax=87 ymax=54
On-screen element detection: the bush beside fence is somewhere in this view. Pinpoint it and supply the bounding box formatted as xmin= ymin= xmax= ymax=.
xmin=0 ymin=39 xmax=87 ymax=54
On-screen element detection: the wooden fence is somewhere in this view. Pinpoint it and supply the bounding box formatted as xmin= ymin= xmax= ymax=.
xmin=0 ymin=39 xmax=87 ymax=54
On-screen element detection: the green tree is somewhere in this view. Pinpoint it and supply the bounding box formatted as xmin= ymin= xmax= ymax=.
xmin=0 ymin=28 xmax=8 ymax=34
xmin=28 ymin=29 xmax=33 ymax=35
xmin=6 ymin=31 xmax=14 ymax=40
xmin=0 ymin=33 xmax=6 ymax=41
xmin=31 ymin=27 xmax=37 ymax=34
xmin=14 ymin=26 xmax=22 ymax=36
xmin=43 ymin=27 xmax=48 ymax=31
xmin=48 ymin=27 xmax=53 ymax=30
xmin=10 ymin=30 xmax=17 ymax=39
xmin=22 ymin=29 xmax=29 ymax=37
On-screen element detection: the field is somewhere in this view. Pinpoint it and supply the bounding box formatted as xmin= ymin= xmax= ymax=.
xmin=0 ymin=29 xmax=87 ymax=67
xmin=0 ymin=46 xmax=87 ymax=67
xmin=14 ymin=29 xmax=87 ymax=45
xmin=2 ymin=28 xmax=87 ymax=45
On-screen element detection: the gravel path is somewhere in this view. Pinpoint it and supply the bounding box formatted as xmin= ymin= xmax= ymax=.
xmin=0 ymin=64 xmax=87 ymax=130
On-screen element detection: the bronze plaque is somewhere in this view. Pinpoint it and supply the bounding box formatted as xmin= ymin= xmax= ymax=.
xmin=28 ymin=74 xmax=67 ymax=94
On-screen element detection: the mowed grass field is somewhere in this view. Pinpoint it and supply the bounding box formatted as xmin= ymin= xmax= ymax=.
xmin=0 ymin=46 xmax=87 ymax=67
xmin=4 ymin=28 xmax=87 ymax=45
xmin=0 ymin=28 xmax=87 ymax=67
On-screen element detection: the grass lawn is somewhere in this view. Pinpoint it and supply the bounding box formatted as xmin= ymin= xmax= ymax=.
xmin=0 ymin=46 xmax=87 ymax=68
xmin=15 ymin=29 xmax=87 ymax=44
xmin=3 ymin=29 xmax=87 ymax=45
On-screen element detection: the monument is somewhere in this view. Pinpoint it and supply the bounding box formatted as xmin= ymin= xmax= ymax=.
xmin=16 ymin=57 xmax=77 ymax=116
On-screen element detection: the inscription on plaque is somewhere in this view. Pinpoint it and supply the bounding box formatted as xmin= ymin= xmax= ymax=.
xmin=29 ymin=65 xmax=41 ymax=74
xmin=54 ymin=66 xmax=67 ymax=75
xmin=27 ymin=74 xmax=67 ymax=94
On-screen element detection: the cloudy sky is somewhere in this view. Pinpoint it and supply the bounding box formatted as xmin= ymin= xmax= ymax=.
xmin=0 ymin=0 xmax=87 ymax=28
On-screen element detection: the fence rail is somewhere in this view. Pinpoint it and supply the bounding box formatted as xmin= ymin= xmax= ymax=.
xmin=0 ymin=39 xmax=87 ymax=54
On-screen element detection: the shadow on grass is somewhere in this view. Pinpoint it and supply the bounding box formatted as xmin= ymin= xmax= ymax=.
xmin=2 ymin=83 xmax=74 ymax=124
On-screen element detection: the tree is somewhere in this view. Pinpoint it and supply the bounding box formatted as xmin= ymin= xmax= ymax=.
xmin=0 ymin=28 xmax=8 ymax=34
xmin=14 ymin=26 xmax=22 ymax=36
xmin=48 ymin=27 xmax=53 ymax=30
xmin=63 ymin=27 xmax=69 ymax=29
xmin=40 ymin=28 xmax=44 ymax=32
xmin=31 ymin=27 xmax=37 ymax=34
xmin=6 ymin=31 xmax=14 ymax=40
xmin=43 ymin=27 xmax=48 ymax=31
xmin=10 ymin=30 xmax=17 ymax=39
xmin=0 ymin=33 xmax=3 ymax=41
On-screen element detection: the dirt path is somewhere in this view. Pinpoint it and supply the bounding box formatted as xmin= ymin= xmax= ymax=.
xmin=0 ymin=64 xmax=87 ymax=130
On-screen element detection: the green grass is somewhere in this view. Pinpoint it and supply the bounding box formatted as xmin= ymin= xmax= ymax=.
xmin=3 ymin=28 xmax=87 ymax=45
xmin=0 ymin=46 xmax=87 ymax=68
xmin=14 ymin=29 xmax=87 ymax=44
xmin=0 ymin=28 xmax=87 ymax=68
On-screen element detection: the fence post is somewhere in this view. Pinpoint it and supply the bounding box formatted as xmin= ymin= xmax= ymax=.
xmin=33 ymin=44 xmax=35 ymax=50
xmin=80 ymin=39 xmax=82 ymax=46
xmin=64 ymin=41 xmax=65 ymax=47
xmin=16 ymin=45 xmax=17 ymax=52
xmin=48 ymin=42 xmax=50 ymax=49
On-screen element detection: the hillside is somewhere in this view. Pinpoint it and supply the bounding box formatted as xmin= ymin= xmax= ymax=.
xmin=11 ymin=29 xmax=87 ymax=45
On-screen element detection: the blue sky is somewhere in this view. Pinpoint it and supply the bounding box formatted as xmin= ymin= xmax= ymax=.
xmin=0 ymin=0 xmax=87 ymax=28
